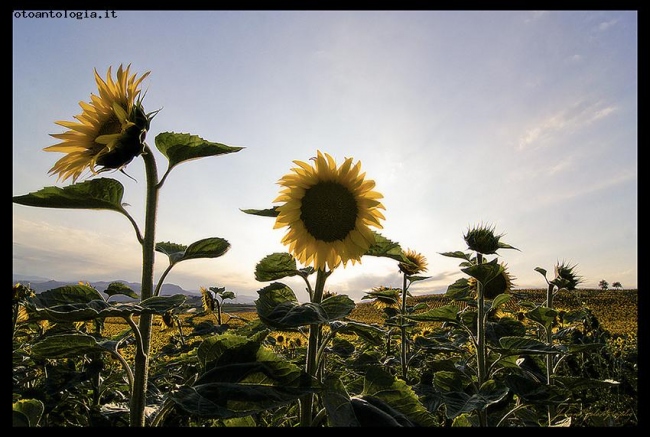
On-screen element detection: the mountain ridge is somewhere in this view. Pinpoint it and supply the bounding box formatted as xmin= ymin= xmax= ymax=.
xmin=12 ymin=275 xmax=258 ymax=304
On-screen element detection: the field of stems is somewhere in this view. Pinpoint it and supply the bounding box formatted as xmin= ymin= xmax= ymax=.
xmin=13 ymin=283 xmax=638 ymax=427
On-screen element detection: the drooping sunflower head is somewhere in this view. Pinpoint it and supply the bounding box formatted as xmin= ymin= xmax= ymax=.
xmin=200 ymin=286 xmax=215 ymax=313
xmin=273 ymin=151 xmax=385 ymax=271
xmin=45 ymin=64 xmax=154 ymax=182
xmin=468 ymin=261 xmax=516 ymax=299
xmin=398 ymin=248 xmax=428 ymax=276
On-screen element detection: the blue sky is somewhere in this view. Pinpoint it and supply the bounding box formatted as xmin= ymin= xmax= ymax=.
xmin=13 ymin=10 xmax=637 ymax=301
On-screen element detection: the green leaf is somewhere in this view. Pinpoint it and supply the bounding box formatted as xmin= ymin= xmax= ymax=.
xmin=255 ymin=283 xmax=332 ymax=329
xmin=441 ymin=379 xmax=509 ymax=418
xmin=12 ymin=178 xmax=126 ymax=211
xmin=332 ymin=321 xmax=386 ymax=346
xmin=439 ymin=251 xmax=471 ymax=261
xmin=364 ymin=232 xmax=409 ymax=263
xmin=461 ymin=258 xmax=504 ymax=285
xmin=405 ymin=304 xmax=460 ymax=323
xmin=31 ymin=333 xmax=100 ymax=358
xmin=30 ymin=295 xmax=186 ymax=323
xmin=362 ymin=366 xmax=439 ymax=427
xmin=155 ymin=132 xmax=244 ymax=170
xmin=320 ymin=294 xmax=356 ymax=321
xmin=32 ymin=284 xmax=105 ymax=307
xmin=445 ymin=278 xmax=472 ymax=301
xmin=156 ymin=238 xmax=230 ymax=265
xmin=103 ymin=281 xmax=139 ymax=299
xmin=497 ymin=336 xmax=557 ymax=354
xmin=172 ymin=333 xmax=319 ymax=418
xmin=534 ymin=267 xmax=548 ymax=278
xmin=490 ymin=293 xmax=511 ymax=310
xmin=12 ymin=399 xmax=44 ymax=427
xmin=240 ymin=207 xmax=279 ymax=217
xmin=254 ymin=252 xmax=299 ymax=282
xmin=526 ymin=306 xmax=557 ymax=331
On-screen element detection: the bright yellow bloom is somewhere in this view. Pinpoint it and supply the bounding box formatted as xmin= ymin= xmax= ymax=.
xmin=45 ymin=64 xmax=152 ymax=182
xmin=273 ymin=151 xmax=385 ymax=271
xmin=398 ymin=248 xmax=428 ymax=276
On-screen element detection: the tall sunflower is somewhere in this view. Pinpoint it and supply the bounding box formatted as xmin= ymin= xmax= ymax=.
xmin=44 ymin=64 xmax=152 ymax=182
xmin=273 ymin=151 xmax=385 ymax=271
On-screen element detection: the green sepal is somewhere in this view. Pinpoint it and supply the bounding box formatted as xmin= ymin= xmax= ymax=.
xmin=241 ymin=207 xmax=279 ymax=217
xmin=155 ymin=132 xmax=244 ymax=171
xmin=13 ymin=178 xmax=126 ymax=212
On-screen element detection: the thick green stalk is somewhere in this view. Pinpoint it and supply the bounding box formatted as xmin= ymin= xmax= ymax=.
xmin=400 ymin=273 xmax=408 ymax=380
xmin=545 ymin=282 xmax=556 ymax=425
xmin=129 ymin=145 xmax=159 ymax=427
xmin=476 ymin=253 xmax=487 ymax=427
xmin=299 ymin=268 xmax=328 ymax=427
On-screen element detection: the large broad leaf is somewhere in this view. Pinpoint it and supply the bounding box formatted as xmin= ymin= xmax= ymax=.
xmin=32 ymin=284 xmax=105 ymax=307
xmin=30 ymin=333 xmax=102 ymax=358
xmin=103 ymin=281 xmax=139 ymax=299
xmin=30 ymin=295 xmax=186 ymax=323
xmin=254 ymin=283 xmax=319 ymax=328
xmin=155 ymin=132 xmax=243 ymax=170
xmin=156 ymin=238 xmax=230 ymax=265
xmin=171 ymin=333 xmax=319 ymax=418
xmin=254 ymin=252 xmax=299 ymax=281
xmin=320 ymin=294 xmax=356 ymax=321
xmin=445 ymin=278 xmax=472 ymax=301
xmin=12 ymin=178 xmax=126 ymax=211
xmin=364 ymin=232 xmax=410 ymax=263
xmin=461 ymin=258 xmax=504 ymax=285
xmin=525 ymin=306 xmax=557 ymax=331
xmin=12 ymin=399 xmax=44 ymax=427
xmin=504 ymin=374 xmax=570 ymax=405
xmin=497 ymin=336 xmax=557 ymax=355
xmin=361 ymin=366 xmax=439 ymax=427
xmin=332 ymin=321 xmax=386 ymax=347
xmin=441 ymin=379 xmax=510 ymax=419
xmin=405 ymin=304 xmax=460 ymax=323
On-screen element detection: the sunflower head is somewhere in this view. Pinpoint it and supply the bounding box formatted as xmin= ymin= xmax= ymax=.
xmin=468 ymin=262 xmax=516 ymax=299
xmin=398 ymin=248 xmax=428 ymax=276
xmin=463 ymin=223 xmax=504 ymax=255
xmin=200 ymin=286 xmax=215 ymax=313
xmin=273 ymin=151 xmax=385 ymax=271
xmin=363 ymin=286 xmax=401 ymax=309
xmin=45 ymin=64 xmax=155 ymax=182
xmin=551 ymin=261 xmax=582 ymax=291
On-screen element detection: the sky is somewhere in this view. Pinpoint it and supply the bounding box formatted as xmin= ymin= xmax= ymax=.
xmin=12 ymin=10 xmax=638 ymax=302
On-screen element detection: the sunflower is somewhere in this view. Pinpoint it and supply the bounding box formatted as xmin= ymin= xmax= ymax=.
xmin=398 ymin=248 xmax=428 ymax=276
xmin=44 ymin=64 xmax=153 ymax=182
xmin=273 ymin=151 xmax=385 ymax=271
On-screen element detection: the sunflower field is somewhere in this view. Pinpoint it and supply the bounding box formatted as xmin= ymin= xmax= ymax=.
xmin=12 ymin=64 xmax=638 ymax=427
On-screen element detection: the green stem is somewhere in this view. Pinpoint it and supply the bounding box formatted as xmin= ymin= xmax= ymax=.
xmin=475 ymin=252 xmax=487 ymax=427
xmin=400 ymin=273 xmax=408 ymax=380
xmin=299 ymin=268 xmax=329 ymax=427
xmin=130 ymin=145 xmax=159 ymax=427
xmin=545 ymin=282 xmax=556 ymax=425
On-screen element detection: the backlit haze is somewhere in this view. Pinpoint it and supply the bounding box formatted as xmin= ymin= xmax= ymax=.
xmin=13 ymin=10 xmax=637 ymax=301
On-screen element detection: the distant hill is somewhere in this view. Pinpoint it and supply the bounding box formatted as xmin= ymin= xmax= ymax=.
xmin=12 ymin=275 xmax=257 ymax=304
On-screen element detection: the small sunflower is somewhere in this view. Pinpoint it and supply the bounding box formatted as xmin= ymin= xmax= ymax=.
xmin=551 ymin=260 xmax=582 ymax=291
xmin=273 ymin=151 xmax=386 ymax=271
xmin=398 ymin=248 xmax=428 ymax=276
xmin=45 ymin=64 xmax=153 ymax=182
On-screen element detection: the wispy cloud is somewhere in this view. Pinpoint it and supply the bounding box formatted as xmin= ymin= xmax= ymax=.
xmin=517 ymin=100 xmax=619 ymax=151
xmin=598 ymin=18 xmax=620 ymax=32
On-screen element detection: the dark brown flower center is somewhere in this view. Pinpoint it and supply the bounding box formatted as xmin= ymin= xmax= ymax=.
xmin=300 ymin=181 xmax=358 ymax=242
